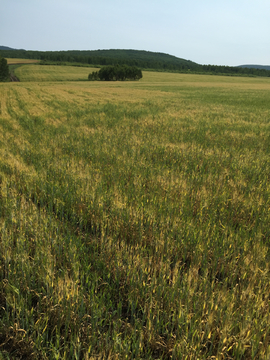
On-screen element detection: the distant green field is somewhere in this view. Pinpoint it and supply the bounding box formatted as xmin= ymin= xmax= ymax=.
xmin=1 ymin=68 xmax=270 ymax=359
xmin=14 ymin=64 xmax=99 ymax=82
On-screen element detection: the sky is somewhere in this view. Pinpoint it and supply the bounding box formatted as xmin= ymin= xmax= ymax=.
xmin=1 ymin=0 xmax=270 ymax=66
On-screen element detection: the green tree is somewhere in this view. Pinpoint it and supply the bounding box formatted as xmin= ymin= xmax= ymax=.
xmin=88 ymin=71 xmax=99 ymax=81
xmin=89 ymin=65 xmax=143 ymax=81
xmin=0 ymin=56 xmax=9 ymax=81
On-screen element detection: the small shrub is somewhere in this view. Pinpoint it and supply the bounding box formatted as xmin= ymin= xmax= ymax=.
xmin=0 ymin=56 xmax=9 ymax=81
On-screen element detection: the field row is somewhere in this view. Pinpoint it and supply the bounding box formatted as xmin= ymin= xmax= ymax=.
xmin=0 ymin=72 xmax=270 ymax=359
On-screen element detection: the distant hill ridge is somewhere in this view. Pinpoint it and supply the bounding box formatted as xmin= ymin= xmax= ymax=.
xmin=238 ymin=64 xmax=270 ymax=71
xmin=0 ymin=45 xmax=25 ymax=51
xmin=0 ymin=46 xmax=16 ymax=50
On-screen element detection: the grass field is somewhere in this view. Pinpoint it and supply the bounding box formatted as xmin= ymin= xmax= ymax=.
xmin=0 ymin=66 xmax=270 ymax=359
xmin=14 ymin=64 xmax=99 ymax=82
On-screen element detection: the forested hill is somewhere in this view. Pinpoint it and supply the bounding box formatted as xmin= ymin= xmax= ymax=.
xmin=0 ymin=48 xmax=197 ymax=71
xmin=64 ymin=49 xmax=198 ymax=70
xmin=1 ymin=47 xmax=270 ymax=77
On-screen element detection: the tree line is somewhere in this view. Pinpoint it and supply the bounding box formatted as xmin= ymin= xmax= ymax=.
xmin=89 ymin=65 xmax=142 ymax=81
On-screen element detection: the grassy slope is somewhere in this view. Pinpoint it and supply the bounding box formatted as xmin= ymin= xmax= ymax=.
xmin=0 ymin=67 xmax=270 ymax=359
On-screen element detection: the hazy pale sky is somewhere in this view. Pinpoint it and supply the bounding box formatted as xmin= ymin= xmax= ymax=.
xmin=1 ymin=0 xmax=269 ymax=66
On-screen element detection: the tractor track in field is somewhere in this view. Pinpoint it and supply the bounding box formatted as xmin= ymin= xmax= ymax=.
xmin=10 ymin=73 xmax=20 ymax=82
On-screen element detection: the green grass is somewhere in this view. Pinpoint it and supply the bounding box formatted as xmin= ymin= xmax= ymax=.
xmin=14 ymin=64 xmax=99 ymax=82
xmin=0 ymin=71 xmax=270 ymax=359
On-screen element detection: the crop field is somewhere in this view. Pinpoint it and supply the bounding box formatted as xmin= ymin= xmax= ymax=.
xmin=0 ymin=66 xmax=270 ymax=359
xmin=6 ymin=59 xmax=40 ymax=65
xmin=14 ymin=65 xmax=99 ymax=82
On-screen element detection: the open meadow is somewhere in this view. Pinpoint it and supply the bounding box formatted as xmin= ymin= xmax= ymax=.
xmin=0 ymin=65 xmax=270 ymax=359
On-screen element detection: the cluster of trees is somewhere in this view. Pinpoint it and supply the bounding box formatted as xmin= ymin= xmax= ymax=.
xmin=0 ymin=56 xmax=9 ymax=81
xmin=89 ymin=65 xmax=143 ymax=81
